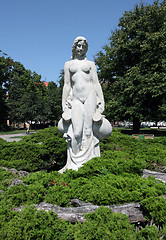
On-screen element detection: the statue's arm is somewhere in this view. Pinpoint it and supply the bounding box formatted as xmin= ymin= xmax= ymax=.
xmin=62 ymin=62 xmax=71 ymax=111
xmin=91 ymin=62 xmax=105 ymax=113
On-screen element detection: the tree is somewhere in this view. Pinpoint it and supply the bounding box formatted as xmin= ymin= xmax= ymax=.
xmin=19 ymin=72 xmax=47 ymax=123
xmin=45 ymin=81 xmax=62 ymax=122
xmin=45 ymin=70 xmax=64 ymax=123
xmin=7 ymin=62 xmax=31 ymax=124
xmin=95 ymin=0 xmax=166 ymax=132
xmin=1 ymin=51 xmax=64 ymax=128
xmin=7 ymin=61 xmax=48 ymax=125
xmin=0 ymin=51 xmax=14 ymax=130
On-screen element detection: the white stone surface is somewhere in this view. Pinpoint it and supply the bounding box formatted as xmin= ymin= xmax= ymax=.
xmin=58 ymin=36 xmax=112 ymax=173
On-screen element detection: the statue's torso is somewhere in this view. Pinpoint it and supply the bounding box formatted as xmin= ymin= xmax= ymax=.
xmin=69 ymin=59 xmax=92 ymax=103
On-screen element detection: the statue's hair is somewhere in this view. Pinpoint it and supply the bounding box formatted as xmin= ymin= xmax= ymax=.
xmin=71 ymin=36 xmax=88 ymax=59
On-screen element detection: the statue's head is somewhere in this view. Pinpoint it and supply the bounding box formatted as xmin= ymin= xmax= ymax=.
xmin=72 ymin=36 xmax=88 ymax=59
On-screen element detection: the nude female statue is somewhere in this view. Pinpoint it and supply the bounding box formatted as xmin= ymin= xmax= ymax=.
xmin=58 ymin=36 xmax=112 ymax=172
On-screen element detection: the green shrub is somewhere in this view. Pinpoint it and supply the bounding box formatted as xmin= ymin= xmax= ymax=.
xmin=2 ymin=169 xmax=165 ymax=208
xmin=23 ymin=170 xmax=60 ymax=186
xmin=0 ymin=138 xmax=7 ymax=145
xmin=42 ymin=136 xmax=67 ymax=169
xmin=73 ymin=207 xmax=136 ymax=239
xmin=0 ymin=142 xmax=51 ymax=171
xmin=1 ymin=128 xmax=165 ymax=173
xmin=0 ymin=128 xmax=166 ymax=239
xmin=0 ymin=202 xmax=165 ymax=239
xmin=45 ymin=184 xmax=72 ymax=207
xmin=152 ymin=136 xmax=166 ymax=146
xmin=0 ymin=205 xmax=71 ymax=240
xmin=76 ymin=151 xmax=146 ymax=177
xmin=0 ymin=168 xmax=18 ymax=191
xmin=1 ymin=185 xmax=27 ymax=207
xmin=0 ymin=127 xmax=67 ymax=172
xmin=141 ymin=196 xmax=166 ymax=226
xmin=100 ymin=130 xmax=166 ymax=169
xmin=158 ymin=225 xmax=166 ymax=239
xmin=21 ymin=127 xmax=63 ymax=144
xmin=22 ymin=127 xmax=67 ymax=169
xmin=0 ymin=205 xmax=137 ymax=240
xmin=67 ymin=174 xmax=166 ymax=205
xmin=136 ymin=225 xmax=159 ymax=240
xmin=0 ymin=138 xmax=7 ymax=161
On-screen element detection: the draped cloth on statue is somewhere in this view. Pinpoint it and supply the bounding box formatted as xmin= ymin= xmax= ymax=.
xmin=58 ymin=115 xmax=112 ymax=173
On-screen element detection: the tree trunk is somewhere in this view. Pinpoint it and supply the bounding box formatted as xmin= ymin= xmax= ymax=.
xmin=35 ymin=121 xmax=37 ymax=131
xmin=133 ymin=117 xmax=140 ymax=133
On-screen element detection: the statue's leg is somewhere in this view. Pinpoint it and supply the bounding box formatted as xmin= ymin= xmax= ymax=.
xmin=84 ymin=89 xmax=97 ymax=138
xmin=71 ymin=99 xmax=84 ymax=154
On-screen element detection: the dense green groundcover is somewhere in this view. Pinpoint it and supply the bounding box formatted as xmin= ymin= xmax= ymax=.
xmin=0 ymin=127 xmax=67 ymax=171
xmin=0 ymin=127 xmax=166 ymax=239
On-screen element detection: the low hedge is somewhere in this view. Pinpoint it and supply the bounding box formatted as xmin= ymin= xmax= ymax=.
xmin=100 ymin=130 xmax=166 ymax=168
xmin=0 ymin=128 xmax=166 ymax=239
xmin=0 ymin=142 xmax=51 ymax=171
xmin=0 ymin=127 xmax=67 ymax=171
xmin=0 ymin=201 xmax=165 ymax=239
xmin=1 ymin=167 xmax=165 ymax=209
xmin=0 ymin=205 xmax=137 ymax=240
xmin=141 ymin=196 xmax=166 ymax=226
xmin=0 ymin=127 xmax=166 ymax=172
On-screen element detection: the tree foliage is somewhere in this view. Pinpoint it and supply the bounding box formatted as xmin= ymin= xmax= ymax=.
xmin=46 ymin=81 xmax=62 ymax=123
xmin=95 ymin=0 xmax=166 ymax=132
xmin=0 ymin=51 xmax=14 ymax=129
xmin=0 ymin=53 xmax=63 ymax=129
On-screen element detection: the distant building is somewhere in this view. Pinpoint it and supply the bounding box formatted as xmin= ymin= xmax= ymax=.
xmin=43 ymin=81 xmax=48 ymax=87
xmin=35 ymin=81 xmax=49 ymax=87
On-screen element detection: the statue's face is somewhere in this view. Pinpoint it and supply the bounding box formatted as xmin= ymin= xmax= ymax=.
xmin=75 ymin=40 xmax=87 ymax=57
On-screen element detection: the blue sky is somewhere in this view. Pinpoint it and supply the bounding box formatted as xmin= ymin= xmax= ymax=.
xmin=1 ymin=0 xmax=158 ymax=84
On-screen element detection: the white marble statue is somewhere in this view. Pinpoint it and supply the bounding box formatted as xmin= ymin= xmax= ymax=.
xmin=58 ymin=36 xmax=112 ymax=173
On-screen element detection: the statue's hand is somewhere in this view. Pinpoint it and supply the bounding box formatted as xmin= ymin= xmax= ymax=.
xmin=63 ymin=99 xmax=72 ymax=112
xmin=98 ymin=101 xmax=104 ymax=113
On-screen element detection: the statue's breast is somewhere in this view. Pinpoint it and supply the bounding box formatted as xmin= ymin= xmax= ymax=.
xmin=69 ymin=61 xmax=91 ymax=74
xmin=69 ymin=66 xmax=77 ymax=74
xmin=82 ymin=65 xmax=90 ymax=74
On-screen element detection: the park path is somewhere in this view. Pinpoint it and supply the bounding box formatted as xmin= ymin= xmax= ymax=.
xmin=0 ymin=133 xmax=27 ymax=142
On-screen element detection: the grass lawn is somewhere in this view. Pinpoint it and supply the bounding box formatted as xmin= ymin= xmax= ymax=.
xmin=0 ymin=130 xmax=36 ymax=135
xmin=9 ymin=136 xmax=24 ymax=139
xmin=117 ymin=127 xmax=166 ymax=137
